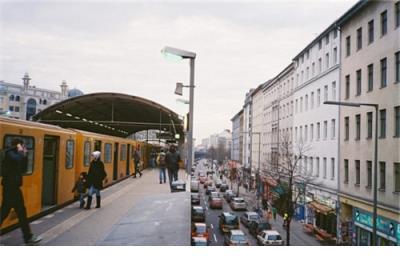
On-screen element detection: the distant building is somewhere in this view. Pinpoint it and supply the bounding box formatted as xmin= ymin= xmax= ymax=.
xmin=231 ymin=109 xmax=243 ymax=163
xmin=0 ymin=73 xmax=83 ymax=120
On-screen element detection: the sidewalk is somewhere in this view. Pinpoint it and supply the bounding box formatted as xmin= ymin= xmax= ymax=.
xmin=1 ymin=169 xmax=190 ymax=246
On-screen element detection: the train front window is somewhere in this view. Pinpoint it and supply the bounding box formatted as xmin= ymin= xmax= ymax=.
xmin=84 ymin=141 xmax=91 ymax=167
xmin=3 ymin=135 xmax=35 ymax=175
xmin=66 ymin=140 xmax=74 ymax=169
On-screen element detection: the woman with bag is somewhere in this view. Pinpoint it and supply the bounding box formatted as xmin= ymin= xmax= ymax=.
xmin=85 ymin=151 xmax=107 ymax=209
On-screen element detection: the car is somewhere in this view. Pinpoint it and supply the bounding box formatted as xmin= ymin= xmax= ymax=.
xmin=206 ymin=186 xmax=216 ymax=195
xmin=191 ymin=222 xmax=210 ymax=242
xmin=257 ymin=230 xmax=284 ymax=246
xmin=171 ymin=180 xmax=186 ymax=192
xmin=191 ymin=206 xmax=206 ymax=222
xmin=224 ymin=230 xmax=249 ymax=246
xmin=209 ymin=196 xmax=223 ymax=209
xmin=219 ymin=183 xmax=228 ymax=192
xmin=209 ymin=191 xmax=221 ymax=200
xmin=199 ymin=175 xmax=207 ymax=184
xmin=191 ymin=193 xmax=200 ymax=205
xmin=191 ymin=180 xmax=199 ymax=192
xmin=223 ymin=190 xmax=236 ymax=203
xmin=240 ymin=212 xmax=261 ymax=227
xmin=218 ymin=212 xmax=239 ymax=233
xmin=215 ymin=179 xmax=222 ymax=188
xmin=249 ymin=220 xmax=272 ymax=237
xmin=204 ymin=180 xmax=213 ymax=189
xmin=230 ymin=197 xmax=247 ymax=211
xmin=191 ymin=237 xmax=208 ymax=246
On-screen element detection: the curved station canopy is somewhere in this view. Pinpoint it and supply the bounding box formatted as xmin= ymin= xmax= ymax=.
xmin=33 ymin=92 xmax=184 ymax=139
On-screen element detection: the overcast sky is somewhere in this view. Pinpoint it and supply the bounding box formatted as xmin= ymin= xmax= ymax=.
xmin=0 ymin=0 xmax=357 ymax=144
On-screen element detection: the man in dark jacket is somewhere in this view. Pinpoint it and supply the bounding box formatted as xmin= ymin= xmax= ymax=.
xmin=166 ymin=145 xmax=180 ymax=186
xmin=133 ymin=148 xmax=142 ymax=178
xmin=85 ymin=151 xmax=106 ymax=209
xmin=0 ymin=138 xmax=41 ymax=245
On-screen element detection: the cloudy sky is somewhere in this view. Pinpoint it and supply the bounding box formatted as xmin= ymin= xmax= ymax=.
xmin=0 ymin=0 xmax=357 ymax=144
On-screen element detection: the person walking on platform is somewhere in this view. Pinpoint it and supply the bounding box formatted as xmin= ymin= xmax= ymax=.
xmin=0 ymin=138 xmax=42 ymax=245
xmin=71 ymin=172 xmax=88 ymax=209
xmin=156 ymin=149 xmax=167 ymax=184
xmin=85 ymin=151 xmax=106 ymax=209
xmin=166 ymin=145 xmax=180 ymax=186
xmin=133 ymin=148 xmax=142 ymax=178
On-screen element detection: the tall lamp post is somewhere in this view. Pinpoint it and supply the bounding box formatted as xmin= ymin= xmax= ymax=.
xmin=162 ymin=46 xmax=196 ymax=174
xmin=324 ymin=100 xmax=379 ymax=246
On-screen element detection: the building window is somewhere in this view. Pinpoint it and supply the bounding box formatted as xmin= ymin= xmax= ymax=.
xmin=318 ymin=40 xmax=322 ymax=50
xmin=295 ymin=99 xmax=298 ymax=113
xmin=306 ymin=67 xmax=309 ymax=80
xmin=346 ymin=36 xmax=351 ymax=56
xmin=395 ymin=106 xmax=400 ymax=137
xmin=305 ymin=95 xmax=308 ymax=111
xmin=368 ymin=64 xmax=374 ymax=91
xmin=395 ymin=51 xmax=400 ymax=83
xmin=380 ymin=109 xmax=386 ymax=138
xmin=325 ymin=53 xmax=329 ymax=69
xmin=323 ymin=157 xmax=327 ymax=178
xmin=356 ymin=69 xmax=362 ymax=96
xmin=332 ymin=81 xmax=336 ymax=100
xmin=312 ymin=62 xmax=315 ymax=76
xmin=9 ymin=95 xmax=14 ymax=101
xmin=345 ymin=75 xmax=350 ymax=99
xmin=380 ymin=58 xmax=387 ymax=88
xmin=366 ymin=161 xmax=372 ymax=188
xmin=355 ymin=114 xmax=361 ymax=140
xmin=368 ymin=19 xmax=374 ymax=44
xmin=316 ymin=157 xmax=320 ymax=177
xmin=381 ymin=10 xmax=387 ymax=36
xmin=317 ymin=122 xmax=321 ymax=140
xmin=15 ymin=106 xmax=19 ymax=112
xmin=300 ymin=97 xmax=303 ymax=113
xmin=310 ymin=157 xmax=313 ymax=175
xmin=325 ymin=34 xmax=329 ymax=44
xmin=344 ymin=159 xmax=349 ymax=184
xmin=367 ymin=112 xmax=373 ymax=139
xmin=311 ymin=92 xmax=314 ymax=109
xmin=355 ymin=160 xmax=360 ymax=185
xmin=357 ymin=27 xmax=362 ymax=50
xmin=331 ymin=119 xmax=336 ymax=139
xmin=305 ymin=125 xmax=308 ymax=141
xmin=310 ymin=124 xmax=314 ymax=141
xmin=323 ymin=120 xmax=328 ymax=140
xmin=331 ymin=158 xmax=335 ymax=179
xmin=15 ymin=96 xmax=20 ymax=102
xmin=317 ymin=88 xmax=321 ymax=106
xmin=324 ymin=85 xmax=328 ymax=102
xmin=345 ymin=116 xmax=349 ymax=141
xmin=394 ymin=162 xmax=400 ymax=192
xmin=333 ymin=47 xmax=338 ymax=65
xmin=396 ymin=1 xmax=400 ymax=28
xmin=379 ymin=161 xmax=386 ymax=190
xmin=9 ymin=106 xmax=14 ymax=111
xmin=318 ymin=58 xmax=322 ymax=73
xmin=334 ymin=28 xmax=338 ymax=38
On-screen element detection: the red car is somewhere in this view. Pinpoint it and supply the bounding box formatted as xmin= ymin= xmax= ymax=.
xmin=199 ymin=176 xmax=207 ymax=184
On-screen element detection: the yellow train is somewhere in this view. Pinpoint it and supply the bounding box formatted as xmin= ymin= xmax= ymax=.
xmin=0 ymin=117 xmax=160 ymax=229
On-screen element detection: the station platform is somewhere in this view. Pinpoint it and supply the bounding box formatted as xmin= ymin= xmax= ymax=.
xmin=0 ymin=169 xmax=190 ymax=246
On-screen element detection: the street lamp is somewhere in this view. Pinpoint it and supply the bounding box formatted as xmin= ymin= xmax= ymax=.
xmin=324 ymin=100 xmax=379 ymax=246
xmin=162 ymin=46 xmax=196 ymax=174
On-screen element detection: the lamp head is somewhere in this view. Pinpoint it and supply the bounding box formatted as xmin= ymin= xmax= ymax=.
xmin=175 ymin=82 xmax=183 ymax=96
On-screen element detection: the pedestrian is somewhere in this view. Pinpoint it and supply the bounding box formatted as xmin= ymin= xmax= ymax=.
xmin=150 ymin=149 xmax=157 ymax=169
xmin=133 ymin=147 xmax=142 ymax=178
xmin=0 ymin=138 xmax=42 ymax=245
xmin=272 ymin=207 xmax=277 ymax=220
xmin=71 ymin=172 xmax=88 ymax=209
xmin=166 ymin=145 xmax=180 ymax=186
xmin=85 ymin=151 xmax=106 ymax=210
xmin=156 ymin=149 xmax=167 ymax=184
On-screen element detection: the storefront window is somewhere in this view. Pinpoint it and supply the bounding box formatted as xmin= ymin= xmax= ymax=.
xmin=357 ymin=227 xmax=371 ymax=246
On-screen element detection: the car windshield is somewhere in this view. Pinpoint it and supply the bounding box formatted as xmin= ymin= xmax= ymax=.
xmin=249 ymin=215 xmax=260 ymax=220
xmin=225 ymin=215 xmax=238 ymax=224
xmin=193 ymin=240 xmax=207 ymax=246
xmin=268 ymin=235 xmax=282 ymax=241
xmin=231 ymin=235 xmax=247 ymax=242
xmin=235 ymin=199 xmax=244 ymax=203
xmin=196 ymin=225 xmax=207 ymax=233
xmin=258 ymin=222 xmax=270 ymax=229
xmin=211 ymin=192 xmax=220 ymax=198
xmin=193 ymin=208 xmax=204 ymax=213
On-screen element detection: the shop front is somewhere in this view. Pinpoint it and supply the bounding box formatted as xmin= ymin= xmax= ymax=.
xmin=307 ymin=200 xmax=337 ymax=237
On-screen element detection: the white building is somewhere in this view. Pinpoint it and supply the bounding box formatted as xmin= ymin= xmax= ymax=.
xmin=231 ymin=109 xmax=243 ymax=162
xmin=251 ymin=87 xmax=264 ymax=173
xmin=242 ymin=89 xmax=254 ymax=169
xmin=0 ymin=73 xmax=78 ymax=120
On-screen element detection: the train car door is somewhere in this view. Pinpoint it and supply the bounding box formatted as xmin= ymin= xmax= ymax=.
xmin=113 ymin=142 xmax=119 ymax=180
xmin=42 ymin=135 xmax=59 ymax=209
xmin=126 ymin=144 xmax=131 ymax=175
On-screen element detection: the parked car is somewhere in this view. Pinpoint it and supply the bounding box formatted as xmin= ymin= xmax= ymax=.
xmin=191 ymin=180 xmax=199 ymax=192
xmin=191 ymin=206 xmax=206 ymax=222
xmin=204 ymin=180 xmax=213 ymax=188
xmin=257 ymin=230 xmax=284 ymax=246
xmin=240 ymin=212 xmax=261 ymax=227
xmin=191 ymin=237 xmax=208 ymax=246
xmin=209 ymin=191 xmax=221 ymax=200
xmin=209 ymin=195 xmax=223 ymax=209
xmin=171 ymin=180 xmax=186 ymax=192
xmin=249 ymin=220 xmax=271 ymax=237
xmin=230 ymin=197 xmax=247 ymax=211
xmin=206 ymin=186 xmax=216 ymax=195
xmin=191 ymin=193 xmax=200 ymax=205
xmin=218 ymin=212 xmax=239 ymax=233
xmin=199 ymin=175 xmax=207 ymax=184
xmin=215 ymin=179 xmax=222 ymax=188
xmin=191 ymin=222 xmax=210 ymax=242
xmin=219 ymin=183 xmax=228 ymax=192
xmin=223 ymin=190 xmax=236 ymax=203
xmin=224 ymin=230 xmax=249 ymax=246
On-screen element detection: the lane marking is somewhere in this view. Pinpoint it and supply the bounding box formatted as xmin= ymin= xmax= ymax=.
xmin=210 ymin=224 xmax=214 ymax=229
xmin=44 ymin=214 xmax=54 ymax=219
xmin=55 ymin=209 xmax=64 ymax=213
xmin=32 ymin=220 xmax=43 ymax=225
xmin=213 ymin=234 xmax=218 ymax=243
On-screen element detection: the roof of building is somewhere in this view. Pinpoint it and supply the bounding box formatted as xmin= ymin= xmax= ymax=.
xmin=32 ymin=92 xmax=184 ymax=138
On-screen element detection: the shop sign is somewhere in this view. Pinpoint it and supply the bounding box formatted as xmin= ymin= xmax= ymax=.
xmin=353 ymin=208 xmax=399 ymax=241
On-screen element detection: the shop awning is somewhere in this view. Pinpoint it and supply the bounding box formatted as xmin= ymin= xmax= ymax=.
xmin=265 ymin=177 xmax=278 ymax=187
xmin=308 ymin=201 xmax=334 ymax=215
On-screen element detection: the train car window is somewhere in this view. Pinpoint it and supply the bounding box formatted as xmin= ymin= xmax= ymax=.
xmin=120 ymin=144 xmax=127 ymax=161
xmin=84 ymin=141 xmax=91 ymax=167
xmin=3 ymin=135 xmax=35 ymax=175
xmin=104 ymin=143 xmax=112 ymax=163
xmin=66 ymin=140 xmax=74 ymax=169
xmin=94 ymin=140 xmax=102 ymax=152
